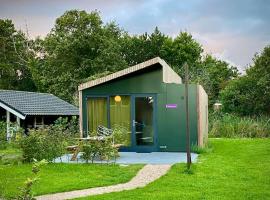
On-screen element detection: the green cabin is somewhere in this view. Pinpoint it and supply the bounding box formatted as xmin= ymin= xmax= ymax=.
xmin=78 ymin=57 xmax=208 ymax=152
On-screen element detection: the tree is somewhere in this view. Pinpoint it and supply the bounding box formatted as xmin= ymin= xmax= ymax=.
xmin=194 ymin=55 xmax=238 ymax=106
xmin=34 ymin=10 xmax=127 ymax=103
xmin=0 ymin=19 xmax=36 ymax=91
xmin=161 ymin=32 xmax=203 ymax=76
xmin=120 ymin=30 xmax=236 ymax=106
xmin=121 ymin=30 xmax=203 ymax=79
xmin=220 ymin=76 xmax=256 ymax=115
xmin=221 ymin=45 xmax=270 ymax=115
xmin=120 ymin=27 xmax=168 ymax=66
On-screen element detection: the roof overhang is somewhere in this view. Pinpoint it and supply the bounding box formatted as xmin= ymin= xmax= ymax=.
xmin=0 ymin=101 xmax=26 ymax=119
xmin=78 ymin=57 xmax=182 ymax=91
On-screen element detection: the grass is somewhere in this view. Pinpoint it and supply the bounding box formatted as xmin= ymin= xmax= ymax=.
xmin=0 ymin=145 xmax=23 ymax=165
xmin=209 ymin=113 xmax=270 ymax=138
xmin=0 ymin=146 xmax=21 ymax=155
xmin=77 ymin=138 xmax=270 ymax=200
xmin=0 ymin=162 xmax=143 ymax=199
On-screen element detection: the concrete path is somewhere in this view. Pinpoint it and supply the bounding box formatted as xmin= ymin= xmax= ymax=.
xmin=36 ymin=164 xmax=171 ymax=200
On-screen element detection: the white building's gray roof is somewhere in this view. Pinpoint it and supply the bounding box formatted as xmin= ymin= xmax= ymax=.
xmin=0 ymin=90 xmax=79 ymax=119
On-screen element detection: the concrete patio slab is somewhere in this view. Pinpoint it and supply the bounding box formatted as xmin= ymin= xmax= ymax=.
xmin=54 ymin=152 xmax=198 ymax=164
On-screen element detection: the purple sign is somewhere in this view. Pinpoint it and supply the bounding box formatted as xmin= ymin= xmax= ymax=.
xmin=166 ymin=104 xmax=177 ymax=108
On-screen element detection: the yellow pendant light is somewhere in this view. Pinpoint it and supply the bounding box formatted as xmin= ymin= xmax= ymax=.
xmin=114 ymin=95 xmax=121 ymax=102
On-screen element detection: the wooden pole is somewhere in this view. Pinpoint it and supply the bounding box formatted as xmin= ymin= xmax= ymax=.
xmin=184 ymin=62 xmax=192 ymax=169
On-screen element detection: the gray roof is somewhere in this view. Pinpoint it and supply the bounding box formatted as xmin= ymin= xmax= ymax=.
xmin=0 ymin=90 xmax=79 ymax=118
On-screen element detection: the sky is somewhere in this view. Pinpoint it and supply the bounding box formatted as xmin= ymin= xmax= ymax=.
xmin=0 ymin=0 xmax=270 ymax=71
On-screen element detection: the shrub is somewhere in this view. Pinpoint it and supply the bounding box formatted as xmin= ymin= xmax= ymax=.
xmin=81 ymin=138 xmax=118 ymax=163
xmin=191 ymin=142 xmax=212 ymax=154
xmin=19 ymin=128 xmax=66 ymax=162
xmin=17 ymin=117 xmax=79 ymax=163
xmin=0 ymin=121 xmax=6 ymax=142
xmin=209 ymin=112 xmax=270 ymax=138
xmin=81 ymin=142 xmax=100 ymax=163
xmin=112 ymin=125 xmax=130 ymax=146
xmin=98 ymin=138 xmax=118 ymax=163
xmin=53 ymin=117 xmax=80 ymax=145
xmin=0 ymin=121 xmax=24 ymax=150
xmin=53 ymin=116 xmax=79 ymax=136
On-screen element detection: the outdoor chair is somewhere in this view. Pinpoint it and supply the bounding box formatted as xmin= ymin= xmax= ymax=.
xmin=97 ymin=125 xmax=124 ymax=161
xmin=97 ymin=125 xmax=113 ymax=137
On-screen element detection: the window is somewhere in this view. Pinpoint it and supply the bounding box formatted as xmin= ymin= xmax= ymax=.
xmin=87 ymin=97 xmax=108 ymax=134
xmin=87 ymin=95 xmax=131 ymax=146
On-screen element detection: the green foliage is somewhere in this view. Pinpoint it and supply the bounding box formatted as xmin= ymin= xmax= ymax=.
xmin=194 ymin=55 xmax=238 ymax=106
xmin=18 ymin=117 xmax=78 ymax=163
xmin=81 ymin=138 xmax=118 ymax=163
xmin=16 ymin=116 xmax=78 ymax=163
xmin=191 ymin=143 xmax=212 ymax=154
xmin=121 ymin=30 xmax=204 ymax=79
xmin=17 ymin=159 xmax=48 ymax=200
xmin=98 ymin=139 xmax=118 ymax=162
xmin=120 ymin=27 xmax=168 ymax=66
xmin=221 ymin=45 xmax=270 ymax=115
xmin=161 ymin=32 xmax=203 ymax=76
xmin=0 ymin=121 xmax=24 ymax=150
xmin=1 ymin=12 xmax=241 ymax=107
xmin=19 ymin=128 xmax=66 ymax=162
xmin=112 ymin=125 xmax=130 ymax=146
xmin=220 ymin=76 xmax=255 ymax=115
xmin=33 ymin=10 xmax=127 ymax=103
xmin=0 ymin=121 xmax=7 ymax=143
xmin=0 ymin=19 xmax=37 ymax=91
xmin=3 ymin=10 xmax=269 ymax=112
xmin=81 ymin=142 xmax=99 ymax=163
xmin=53 ymin=116 xmax=79 ymax=137
xmin=209 ymin=112 xmax=270 ymax=138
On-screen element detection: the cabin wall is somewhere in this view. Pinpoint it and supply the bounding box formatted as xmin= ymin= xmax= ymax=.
xmin=81 ymin=67 xmax=205 ymax=152
xmin=158 ymin=84 xmax=198 ymax=151
xmin=197 ymin=85 xmax=208 ymax=147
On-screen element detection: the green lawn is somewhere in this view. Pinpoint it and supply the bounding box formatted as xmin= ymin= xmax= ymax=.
xmin=0 ymin=162 xmax=143 ymax=199
xmin=77 ymin=139 xmax=270 ymax=200
xmin=0 ymin=146 xmax=22 ymax=157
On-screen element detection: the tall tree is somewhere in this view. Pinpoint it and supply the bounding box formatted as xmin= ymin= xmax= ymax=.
xmin=121 ymin=29 xmax=203 ymax=79
xmin=0 ymin=19 xmax=36 ymax=91
xmin=194 ymin=55 xmax=238 ymax=105
xmin=161 ymin=32 xmax=203 ymax=76
xmin=120 ymin=27 xmax=168 ymax=66
xmin=221 ymin=45 xmax=270 ymax=115
xmin=35 ymin=10 xmax=127 ymax=103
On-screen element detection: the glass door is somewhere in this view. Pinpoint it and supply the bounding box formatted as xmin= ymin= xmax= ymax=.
xmin=133 ymin=95 xmax=156 ymax=152
xmin=109 ymin=96 xmax=132 ymax=146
